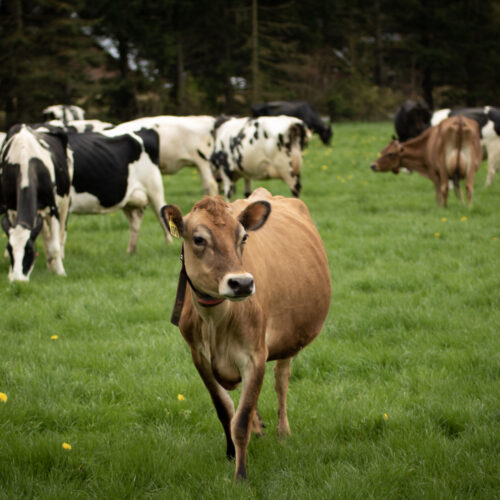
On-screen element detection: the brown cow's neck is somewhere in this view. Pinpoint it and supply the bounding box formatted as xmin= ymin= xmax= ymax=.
xmin=400 ymin=128 xmax=432 ymax=172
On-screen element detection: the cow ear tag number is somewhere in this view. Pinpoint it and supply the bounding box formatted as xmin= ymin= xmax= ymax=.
xmin=168 ymin=217 xmax=180 ymax=239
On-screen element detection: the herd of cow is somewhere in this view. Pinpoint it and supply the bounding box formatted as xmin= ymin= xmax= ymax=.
xmin=0 ymin=99 xmax=497 ymax=479
xmin=0 ymin=102 xmax=331 ymax=282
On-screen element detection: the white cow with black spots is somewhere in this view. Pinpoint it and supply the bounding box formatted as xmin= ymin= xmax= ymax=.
xmin=210 ymin=115 xmax=309 ymax=200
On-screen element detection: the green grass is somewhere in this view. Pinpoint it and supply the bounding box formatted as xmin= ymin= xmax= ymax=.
xmin=1 ymin=122 xmax=499 ymax=499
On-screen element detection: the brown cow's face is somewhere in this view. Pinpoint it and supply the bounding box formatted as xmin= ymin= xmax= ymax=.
xmin=370 ymin=140 xmax=402 ymax=174
xmin=161 ymin=198 xmax=270 ymax=302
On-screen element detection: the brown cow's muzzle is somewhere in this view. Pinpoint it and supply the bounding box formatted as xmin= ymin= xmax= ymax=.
xmin=219 ymin=272 xmax=255 ymax=300
xmin=370 ymin=163 xmax=378 ymax=171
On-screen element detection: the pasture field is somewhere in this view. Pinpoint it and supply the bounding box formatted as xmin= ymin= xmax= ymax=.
xmin=1 ymin=121 xmax=499 ymax=499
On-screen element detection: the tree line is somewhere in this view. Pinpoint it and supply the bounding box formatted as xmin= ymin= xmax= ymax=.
xmin=1 ymin=0 xmax=499 ymax=129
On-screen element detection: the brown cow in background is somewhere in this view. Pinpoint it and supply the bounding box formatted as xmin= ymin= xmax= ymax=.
xmin=161 ymin=188 xmax=331 ymax=480
xmin=371 ymin=116 xmax=482 ymax=206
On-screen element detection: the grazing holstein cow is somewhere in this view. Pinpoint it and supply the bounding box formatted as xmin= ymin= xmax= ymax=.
xmin=161 ymin=187 xmax=331 ymax=480
xmin=109 ymin=115 xmax=219 ymax=196
xmin=0 ymin=124 xmax=72 ymax=281
xmin=370 ymin=116 xmax=482 ymax=207
xmin=394 ymin=99 xmax=432 ymax=142
xmin=45 ymin=119 xmax=114 ymax=133
xmin=210 ymin=115 xmax=309 ymax=200
xmin=42 ymin=104 xmax=86 ymax=124
xmin=251 ymin=101 xmax=332 ymax=145
xmin=67 ymin=128 xmax=170 ymax=253
xmin=432 ymin=106 xmax=500 ymax=186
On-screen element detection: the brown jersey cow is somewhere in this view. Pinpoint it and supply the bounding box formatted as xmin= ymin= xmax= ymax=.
xmin=161 ymin=188 xmax=331 ymax=480
xmin=370 ymin=115 xmax=482 ymax=206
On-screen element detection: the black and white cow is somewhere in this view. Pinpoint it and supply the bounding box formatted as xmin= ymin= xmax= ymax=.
xmin=432 ymin=106 xmax=500 ymax=185
xmin=46 ymin=119 xmax=114 ymax=133
xmin=42 ymin=105 xmax=86 ymax=124
xmin=0 ymin=124 xmax=72 ymax=281
xmin=109 ymin=116 xmax=219 ymax=196
xmin=67 ymin=127 xmax=170 ymax=253
xmin=394 ymin=99 xmax=432 ymax=142
xmin=210 ymin=115 xmax=309 ymax=200
xmin=251 ymin=101 xmax=332 ymax=145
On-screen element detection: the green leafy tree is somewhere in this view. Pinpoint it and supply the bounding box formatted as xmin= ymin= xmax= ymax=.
xmin=0 ymin=0 xmax=101 ymax=127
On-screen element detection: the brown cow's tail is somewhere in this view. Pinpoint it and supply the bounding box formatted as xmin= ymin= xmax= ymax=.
xmin=445 ymin=116 xmax=467 ymax=184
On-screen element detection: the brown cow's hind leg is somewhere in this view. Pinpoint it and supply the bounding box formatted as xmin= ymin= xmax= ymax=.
xmin=251 ymin=407 xmax=266 ymax=436
xmin=274 ymin=357 xmax=292 ymax=436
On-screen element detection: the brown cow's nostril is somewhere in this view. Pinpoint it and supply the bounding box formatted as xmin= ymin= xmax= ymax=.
xmin=370 ymin=164 xmax=377 ymax=171
xmin=228 ymin=277 xmax=254 ymax=296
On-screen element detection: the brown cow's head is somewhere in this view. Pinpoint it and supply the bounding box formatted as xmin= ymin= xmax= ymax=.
xmin=161 ymin=197 xmax=271 ymax=302
xmin=370 ymin=138 xmax=402 ymax=174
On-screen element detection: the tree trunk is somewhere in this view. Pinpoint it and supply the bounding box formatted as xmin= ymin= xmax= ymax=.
xmin=373 ymin=0 xmax=384 ymax=86
xmin=251 ymin=0 xmax=259 ymax=103
xmin=177 ymin=35 xmax=187 ymax=114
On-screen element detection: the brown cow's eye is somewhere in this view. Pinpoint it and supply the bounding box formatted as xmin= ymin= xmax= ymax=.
xmin=241 ymin=234 xmax=248 ymax=245
xmin=193 ymin=236 xmax=206 ymax=246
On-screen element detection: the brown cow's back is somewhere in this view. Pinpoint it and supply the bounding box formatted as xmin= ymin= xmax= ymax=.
xmin=231 ymin=188 xmax=331 ymax=360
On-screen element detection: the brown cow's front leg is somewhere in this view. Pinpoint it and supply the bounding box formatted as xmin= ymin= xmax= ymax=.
xmin=231 ymin=357 xmax=266 ymax=480
xmin=430 ymin=174 xmax=443 ymax=207
xmin=190 ymin=349 xmax=236 ymax=459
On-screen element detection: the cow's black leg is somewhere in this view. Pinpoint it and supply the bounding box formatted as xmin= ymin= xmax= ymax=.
xmin=190 ymin=349 xmax=235 ymax=459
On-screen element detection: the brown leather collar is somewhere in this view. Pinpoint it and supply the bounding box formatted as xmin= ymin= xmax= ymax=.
xmin=170 ymin=246 xmax=225 ymax=326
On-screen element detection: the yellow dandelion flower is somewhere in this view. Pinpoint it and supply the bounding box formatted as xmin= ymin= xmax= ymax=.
xmin=441 ymin=217 xmax=447 ymax=222
xmin=177 ymin=394 xmax=186 ymax=401
xmin=321 ymin=165 xmax=328 ymax=170
xmin=0 ymin=392 xmax=7 ymax=403
xmin=434 ymin=232 xmax=440 ymax=238
xmin=110 ymin=213 xmax=115 ymax=217
xmin=493 ymin=237 xmax=498 ymax=241
xmin=62 ymin=442 xmax=72 ymax=450
xmin=51 ymin=335 xmax=59 ymax=340
xmin=383 ymin=413 xmax=389 ymax=421
xmin=347 ymin=175 xmax=353 ymax=180
xmin=461 ymin=216 xmax=467 ymax=222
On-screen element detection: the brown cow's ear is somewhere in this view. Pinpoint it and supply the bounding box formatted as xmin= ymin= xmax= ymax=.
xmin=160 ymin=205 xmax=184 ymax=238
xmin=238 ymin=201 xmax=271 ymax=231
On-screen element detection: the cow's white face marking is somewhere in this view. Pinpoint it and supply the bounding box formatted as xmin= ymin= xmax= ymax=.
xmin=8 ymin=225 xmax=32 ymax=282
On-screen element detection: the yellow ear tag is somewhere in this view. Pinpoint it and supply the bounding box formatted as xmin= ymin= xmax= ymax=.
xmin=168 ymin=217 xmax=180 ymax=239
